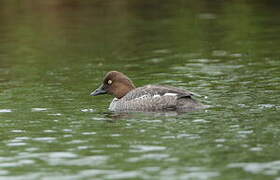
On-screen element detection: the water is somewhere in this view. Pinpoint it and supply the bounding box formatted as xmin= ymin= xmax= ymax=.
xmin=1 ymin=0 xmax=280 ymax=179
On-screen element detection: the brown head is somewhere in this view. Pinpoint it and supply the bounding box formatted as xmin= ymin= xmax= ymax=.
xmin=90 ymin=71 xmax=136 ymax=99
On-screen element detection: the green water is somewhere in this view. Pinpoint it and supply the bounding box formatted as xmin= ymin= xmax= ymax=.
xmin=1 ymin=0 xmax=280 ymax=179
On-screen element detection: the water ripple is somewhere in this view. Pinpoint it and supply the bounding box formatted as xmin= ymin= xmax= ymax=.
xmin=31 ymin=108 xmax=48 ymax=112
xmin=46 ymin=155 xmax=108 ymax=166
xmin=0 ymin=109 xmax=12 ymax=113
xmin=228 ymin=161 xmax=280 ymax=175
xmin=130 ymin=145 xmax=166 ymax=152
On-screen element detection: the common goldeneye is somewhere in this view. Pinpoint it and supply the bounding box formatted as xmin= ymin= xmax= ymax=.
xmin=91 ymin=71 xmax=205 ymax=111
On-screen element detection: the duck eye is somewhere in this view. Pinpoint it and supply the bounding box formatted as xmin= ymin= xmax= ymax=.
xmin=108 ymin=80 xmax=112 ymax=84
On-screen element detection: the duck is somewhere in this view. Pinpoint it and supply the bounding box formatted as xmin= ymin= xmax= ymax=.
xmin=90 ymin=71 xmax=205 ymax=112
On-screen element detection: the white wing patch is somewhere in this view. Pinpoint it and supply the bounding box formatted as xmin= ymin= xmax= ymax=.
xmin=134 ymin=93 xmax=178 ymax=100
xmin=163 ymin=93 xmax=178 ymax=96
xmin=135 ymin=95 xmax=149 ymax=100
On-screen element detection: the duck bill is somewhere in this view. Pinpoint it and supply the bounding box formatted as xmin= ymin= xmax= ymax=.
xmin=90 ymin=85 xmax=107 ymax=96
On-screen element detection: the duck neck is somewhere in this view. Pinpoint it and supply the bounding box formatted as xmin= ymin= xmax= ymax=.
xmin=116 ymin=83 xmax=135 ymax=99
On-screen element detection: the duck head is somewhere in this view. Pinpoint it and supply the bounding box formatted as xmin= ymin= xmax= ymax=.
xmin=90 ymin=71 xmax=136 ymax=99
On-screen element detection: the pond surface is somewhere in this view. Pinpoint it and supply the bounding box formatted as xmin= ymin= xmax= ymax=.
xmin=0 ymin=0 xmax=280 ymax=179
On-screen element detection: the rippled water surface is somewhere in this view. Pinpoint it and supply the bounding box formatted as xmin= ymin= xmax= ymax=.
xmin=1 ymin=0 xmax=280 ymax=179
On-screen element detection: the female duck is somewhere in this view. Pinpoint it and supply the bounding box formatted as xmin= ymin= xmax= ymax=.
xmin=91 ymin=71 xmax=205 ymax=112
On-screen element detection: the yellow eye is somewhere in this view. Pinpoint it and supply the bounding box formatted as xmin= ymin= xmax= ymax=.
xmin=108 ymin=80 xmax=112 ymax=84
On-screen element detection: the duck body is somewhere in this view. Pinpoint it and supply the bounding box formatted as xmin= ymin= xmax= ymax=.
xmin=91 ymin=71 xmax=205 ymax=112
xmin=109 ymin=85 xmax=203 ymax=111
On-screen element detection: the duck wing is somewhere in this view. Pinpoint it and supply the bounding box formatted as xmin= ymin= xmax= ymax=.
xmin=122 ymin=85 xmax=196 ymax=101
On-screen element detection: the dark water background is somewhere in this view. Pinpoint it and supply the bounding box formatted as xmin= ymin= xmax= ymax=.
xmin=0 ymin=0 xmax=280 ymax=179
